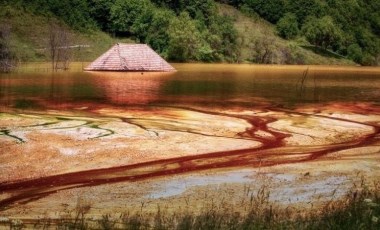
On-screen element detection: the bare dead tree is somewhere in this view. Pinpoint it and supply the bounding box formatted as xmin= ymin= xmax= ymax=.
xmin=296 ymin=67 xmax=310 ymax=98
xmin=257 ymin=37 xmax=276 ymax=64
xmin=49 ymin=23 xmax=72 ymax=71
xmin=0 ymin=24 xmax=18 ymax=72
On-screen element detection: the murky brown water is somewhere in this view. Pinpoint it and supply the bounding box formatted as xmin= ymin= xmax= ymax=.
xmin=1 ymin=63 xmax=380 ymax=211
xmin=1 ymin=63 xmax=380 ymax=112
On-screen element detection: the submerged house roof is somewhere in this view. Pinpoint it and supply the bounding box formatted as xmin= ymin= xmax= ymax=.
xmin=84 ymin=43 xmax=175 ymax=72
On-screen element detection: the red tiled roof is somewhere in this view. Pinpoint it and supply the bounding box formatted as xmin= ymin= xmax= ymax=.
xmin=84 ymin=43 xmax=176 ymax=72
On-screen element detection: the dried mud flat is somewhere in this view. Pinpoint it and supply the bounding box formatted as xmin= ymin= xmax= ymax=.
xmin=0 ymin=102 xmax=380 ymax=220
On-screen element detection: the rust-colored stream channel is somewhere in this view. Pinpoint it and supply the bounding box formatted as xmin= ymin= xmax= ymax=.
xmin=1 ymin=107 xmax=379 ymax=210
xmin=1 ymin=64 xmax=380 ymax=211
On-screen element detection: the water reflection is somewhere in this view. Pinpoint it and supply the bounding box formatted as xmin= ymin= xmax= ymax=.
xmin=1 ymin=64 xmax=380 ymax=210
xmin=0 ymin=64 xmax=380 ymax=112
xmin=88 ymin=71 xmax=173 ymax=105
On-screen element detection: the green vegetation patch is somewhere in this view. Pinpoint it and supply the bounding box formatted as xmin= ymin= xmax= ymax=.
xmin=1 ymin=0 xmax=379 ymax=65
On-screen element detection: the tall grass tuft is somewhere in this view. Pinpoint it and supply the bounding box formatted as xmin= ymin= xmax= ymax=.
xmin=1 ymin=181 xmax=379 ymax=229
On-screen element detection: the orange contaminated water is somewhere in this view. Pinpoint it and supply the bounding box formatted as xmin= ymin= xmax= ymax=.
xmin=1 ymin=63 xmax=380 ymax=209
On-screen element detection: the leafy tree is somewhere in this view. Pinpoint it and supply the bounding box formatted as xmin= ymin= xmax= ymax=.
xmin=276 ymin=13 xmax=299 ymax=39
xmin=3 ymin=0 xmax=379 ymax=65
xmin=347 ymin=43 xmax=363 ymax=63
xmin=130 ymin=4 xmax=155 ymax=41
xmin=206 ymin=14 xmax=239 ymax=61
xmin=243 ymin=0 xmax=285 ymax=23
xmin=88 ymin=0 xmax=114 ymax=31
xmin=285 ymin=0 xmax=326 ymax=23
xmin=216 ymin=0 xmax=244 ymax=7
xmin=110 ymin=0 xmax=152 ymax=35
xmin=152 ymin=0 xmax=216 ymax=20
xmin=355 ymin=28 xmax=380 ymax=57
xmin=361 ymin=53 xmax=376 ymax=66
xmin=167 ymin=12 xmax=204 ymax=61
xmin=302 ymin=16 xmax=343 ymax=50
xmin=145 ymin=9 xmax=175 ymax=55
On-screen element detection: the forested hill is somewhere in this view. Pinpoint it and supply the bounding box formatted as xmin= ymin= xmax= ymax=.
xmin=226 ymin=0 xmax=380 ymax=65
xmin=1 ymin=0 xmax=379 ymax=65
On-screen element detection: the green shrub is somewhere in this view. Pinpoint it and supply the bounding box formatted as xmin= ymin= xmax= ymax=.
xmin=277 ymin=13 xmax=299 ymax=39
xmin=347 ymin=43 xmax=363 ymax=63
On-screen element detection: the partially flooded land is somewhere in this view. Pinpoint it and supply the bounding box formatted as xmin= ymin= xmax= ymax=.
xmin=1 ymin=64 xmax=380 ymax=228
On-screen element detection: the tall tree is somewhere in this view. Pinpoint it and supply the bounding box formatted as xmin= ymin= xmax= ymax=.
xmin=110 ymin=0 xmax=152 ymax=35
xmin=167 ymin=12 xmax=204 ymax=61
xmin=145 ymin=9 xmax=175 ymax=55
xmin=285 ymin=0 xmax=325 ymax=23
xmin=243 ymin=0 xmax=285 ymax=23
xmin=276 ymin=13 xmax=299 ymax=39
xmin=302 ymin=16 xmax=343 ymax=50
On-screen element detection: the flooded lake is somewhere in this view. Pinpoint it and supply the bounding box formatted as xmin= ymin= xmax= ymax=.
xmin=1 ymin=63 xmax=380 ymax=111
xmin=1 ymin=63 xmax=380 ymax=224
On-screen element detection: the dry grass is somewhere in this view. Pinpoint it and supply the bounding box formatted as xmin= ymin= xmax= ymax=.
xmin=1 ymin=180 xmax=379 ymax=229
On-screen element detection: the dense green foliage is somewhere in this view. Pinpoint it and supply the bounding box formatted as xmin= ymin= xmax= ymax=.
xmin=276 ymin=13 xmax=299 ymax=39
xmin=1 ymin=0 xmax=379 ymax=65
xmin=232 ymin=0 xmax=380 ymax=65
xmin=302 ymin=16 xmax=343 ymax=50
xmin=1 ymin=0 xmax=239 ymax=62
xmin=109 ymin=0 xmax=239 ymax=61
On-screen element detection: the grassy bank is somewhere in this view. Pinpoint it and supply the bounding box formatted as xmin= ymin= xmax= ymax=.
xmin=0 ymin=5 xmax=131 ymax=63
xmin=1 ymin=181 xmax=379 ymax=229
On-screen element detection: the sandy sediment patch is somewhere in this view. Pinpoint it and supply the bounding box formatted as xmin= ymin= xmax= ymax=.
xmin=0 ymin=110 xmax=260 ymax=182
xmin=269 ymin=115 xmax=374 ymax=145
xmin=325 ymin=113 xmax=380 ymax=124
xmin=0 ymin=132 xmax=260 ymax=182
xmin=95 ymin=107 xmax=252 ymax=138
xmin=0 ymin=165 xmax=366 ymax=220
xmin=0 ymin=113 xmax=53 ymax=128
xmin=1 ymin=104 xmax=379 ymax=220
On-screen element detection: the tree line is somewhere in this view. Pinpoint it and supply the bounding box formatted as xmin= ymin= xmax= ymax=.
xmin=1 ymin=0 xmax=380 ymax=65
xmin=2 ymin=0 xmax=239 ymax=63
xmin=220 ymin=0 xmax=380 ymax=65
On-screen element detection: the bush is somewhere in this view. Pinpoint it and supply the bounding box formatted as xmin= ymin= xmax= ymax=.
xmin=347 ymin=43 xmax=363 ymax=63
xmin=167 ymin=12 xmax=204 ymax=61
xmin=302 ymin=16 xmax=343 ymax=50
xmin=277 ymin=13 xmax=299 ymax=39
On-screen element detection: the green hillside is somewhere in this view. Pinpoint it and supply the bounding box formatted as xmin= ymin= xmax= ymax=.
xmin=1 ymin=0 xmax=379 ymax=66
xmin=223 ymin=0 xmax=380 ymax=66
xmin=0 ymin=5 xmax=131 ymax=63
xmin=218 ymin=4 xmax=354 ymax=65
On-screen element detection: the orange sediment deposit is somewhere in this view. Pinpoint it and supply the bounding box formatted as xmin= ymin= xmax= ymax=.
xmin=1 ymin=103 xmax=380 ymax=211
